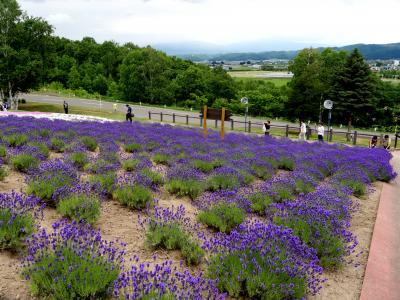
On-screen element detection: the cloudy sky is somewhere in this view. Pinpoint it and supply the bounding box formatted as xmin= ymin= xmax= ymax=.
xmin=19 ymin=0 xmax=400 ymax=48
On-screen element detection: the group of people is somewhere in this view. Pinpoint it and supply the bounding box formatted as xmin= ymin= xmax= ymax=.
xmin=263 ymin=120 xmax=393 ymax=150
xmin=369 ymin=135 xmax=391 ymax=149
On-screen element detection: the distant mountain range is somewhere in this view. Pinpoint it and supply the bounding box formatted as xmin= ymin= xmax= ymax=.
xmin=153 ymin=41 xmax=400 ymax=61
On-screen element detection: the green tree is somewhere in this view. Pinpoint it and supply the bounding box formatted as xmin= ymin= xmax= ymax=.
xmin=330 ymin=49 xmax=378 ymax=127
xmin=0 ymin=0 xmax=53 ymax=108
xmin=285 ymin=48 xmax=323 ymax=121
xmin=67 ymin=65 xmax=81 ymax=89
xmin=119 ymin=47 xmax=174 ymax=103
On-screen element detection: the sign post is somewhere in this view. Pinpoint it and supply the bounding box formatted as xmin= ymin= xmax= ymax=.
xmin=323 ymin=100 xmax=333 ymax=141
xmin=241 ymin=97 xmax=249 ymax=132
xmin=220 ymin=108 xmax=225 ymax=140
xmin=203 ymin=105 xmax=208 ymax=138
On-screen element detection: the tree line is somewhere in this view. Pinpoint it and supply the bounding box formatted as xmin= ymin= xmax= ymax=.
xmin=1 ymin=0 xmax=399 ymax=129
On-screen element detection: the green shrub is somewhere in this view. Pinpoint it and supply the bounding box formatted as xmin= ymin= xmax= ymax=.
xmin=152 ymin=153 xmax=171 ymax=165
xmin=278 ymin=157 xmax=295 ymax=171
xmin=30 ymin=142 xmax=50 ymax=159
xmin=208 ymin=250 xmax=307 ymax=298
xmin=252 ymin=164 xmax=273 ymax=180
xmin=0 ymin=209 xmax=35 ymax=250
xmin=3 ymin=134 xmax=28 ymax=147
xmin=27 ymin=173 xmax=76 ymax=204
xmin=141 ymin=168 xmax=164 ymax=186
xmin=295 ymin=179 xmax=315 ymax=194
xmin=124 ymin=143 xmax=141 ymax=153
xmin=89 ymin=172 xmax=116 ymax=196
xmin=69 ymin=152 xmax=89 ymax=169
xmin=57 ymin=194 xmax=101 ymax=224
xmin=248 ymin=193 xmax=273 ymax=214
xmin=81 ymin=136 xmax=98 ymax=151
xmin=0 ymin=166 xmax=7 ymax=181
xmin=192 ymin=160 xmax=218 ymax=173
xmin=144 ymin=141 xmax=159 ymax=151
xmin=50 ymin=137 xmax=65 ymax=152
xmin=0 ymin=145 xmax=7 ymax=157
xmin=165 ymin=179 xmax=204 ymax=199
xmin=207 ymin=174 xmax=240 ymax=191
xmin=272 ymin=186 xmax=295 ymax=202
xmin=262 ymin=157 xmax=279 ymax=169
xmin=240 ymin=171 xmax=255 ymax=185
xmin=11 ymin=154 xmax=39 ymax=173
xmin=145 ymin=222 xmax=203 ymax=265
xmin=37 ymin=129 xmax=50 ymax=137
xmin=121 ymin=159 xmax=140 ymax=172
xmin=113 ymin=185 xmax=153 ymax=210
xmin=197 ymin=202 xmax=245 ymax=233
xmin=23 ymin=245 xmax=119 ymax=299
xmin=274 ymin=217 xmax=345 ymax=269
xmin=340 ymin=180 xmax=366 ymax=197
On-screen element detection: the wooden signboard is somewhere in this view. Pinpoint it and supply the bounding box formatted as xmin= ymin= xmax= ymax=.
xmin=202 ymin=106 xmax=227 ymax=140
xmin=200 ymin=108 xmax=231 ymax=121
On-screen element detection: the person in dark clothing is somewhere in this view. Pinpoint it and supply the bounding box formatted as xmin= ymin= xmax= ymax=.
xmin=262 ymin=120 xmax=271 ymax=135
xmin=126 ymin=104 xmax=133 ymax=123
xmin=63 ymin=101 xmax=69 ymax=114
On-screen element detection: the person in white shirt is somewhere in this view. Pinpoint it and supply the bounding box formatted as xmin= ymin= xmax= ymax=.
xmin=262 ymin=120 xmax=271 ymax=136
xmin=299 ymin=120 xmax=306 ymax=140
xmin=317 ymin=123 xmax=324 ymax=142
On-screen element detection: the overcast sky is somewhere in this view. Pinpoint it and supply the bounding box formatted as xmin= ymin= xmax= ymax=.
xmin=19 ymin=0 xmax=400 ymax=48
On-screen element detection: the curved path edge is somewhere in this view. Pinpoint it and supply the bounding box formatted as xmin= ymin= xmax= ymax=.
xmin=360 ymin=151 xmax=400 ymax=300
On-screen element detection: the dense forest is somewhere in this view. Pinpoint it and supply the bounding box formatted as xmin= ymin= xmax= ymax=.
xmin=1 ymin=0 xmax=400 ymax=129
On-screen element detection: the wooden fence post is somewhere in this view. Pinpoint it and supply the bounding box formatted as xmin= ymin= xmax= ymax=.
xmin=285 ymin=124 xmax=289 ymax=137
xmin=353 ymin=131 xmax=357 ymax=145
xmin=172 ymin=113 xmax=175 ymax=123
xmin=160 ymin=112 xmax=163 ymax=122
xmin=186 ymin=115 xmax=189 ymax=125
xmin=215 ymin=119 xmax=218 ymax=128
xmin=148 ymin=111 xmax=151 ymax=120
xmin=231 ymin=119 xmax=234 ymax=130
xmin=248 ymin=121 xmax=251 ymax=133
xmin=220 ymin=108 xmax=225 ymax=140
xmin=329 ymin=128 xmax=333 ymax=142
xmin=203 ymin=106 xmax=207 ymax=138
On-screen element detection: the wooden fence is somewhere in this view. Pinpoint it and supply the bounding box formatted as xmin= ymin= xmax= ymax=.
xmin=148 ymin=111 xmax=399 ymax=149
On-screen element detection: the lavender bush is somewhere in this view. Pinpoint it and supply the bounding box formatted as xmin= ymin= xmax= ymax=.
xmin=22 ymin=220 xmax=125 ymax=299
xmin=0 ymin=192 xmax=43 ymax=250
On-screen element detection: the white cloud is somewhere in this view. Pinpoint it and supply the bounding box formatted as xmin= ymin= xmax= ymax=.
xmin=18 ymin=0 xmax=400 ymax=47
xmin=47 ymin=13 xmax=72 ymax=24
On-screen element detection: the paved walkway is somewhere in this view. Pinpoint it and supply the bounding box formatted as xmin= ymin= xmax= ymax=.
xmin=360 ymin=151 xmax=400 ymax=300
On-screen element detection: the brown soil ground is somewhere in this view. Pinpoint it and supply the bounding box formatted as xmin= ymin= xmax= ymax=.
xmin=0 ymin=153 xmax=391 ymax=300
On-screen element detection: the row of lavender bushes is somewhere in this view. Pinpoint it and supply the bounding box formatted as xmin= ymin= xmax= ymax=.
xmin=0 ymin=115 xmax=396 ymax=299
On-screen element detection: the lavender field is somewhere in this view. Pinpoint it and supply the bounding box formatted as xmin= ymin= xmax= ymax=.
xmin=0 ymin=116 xmax=396 ymax=300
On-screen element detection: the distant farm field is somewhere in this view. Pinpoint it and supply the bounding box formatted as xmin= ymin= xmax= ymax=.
xmin=228 ymin=71 xmax=292 ymax=86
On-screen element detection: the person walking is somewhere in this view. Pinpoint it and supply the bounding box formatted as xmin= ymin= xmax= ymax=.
xmin=113 ymin=103 xmax=117 ymax=112
xmin=317 ymin=123 xmax=324 ymax=142
xmin=63 ymin=101 xmax=69 ymax=114
xmin=299 ymin=120 xmax=306 ymax=140
xmin=126 ymin=104 xmax=133 ymax=123
xmin=262 ymin=120 xmax=271 ymax=135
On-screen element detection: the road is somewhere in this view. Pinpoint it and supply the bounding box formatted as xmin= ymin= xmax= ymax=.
xmin=22 ymin=93 xmax=295 ymax=129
